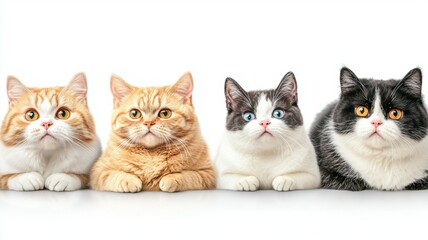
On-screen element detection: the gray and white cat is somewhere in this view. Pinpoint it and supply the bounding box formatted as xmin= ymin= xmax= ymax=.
xmin=310 ymin=67 xmax=428 ymax=191
xmin=215 ymin=72 xmax=321 ymax=191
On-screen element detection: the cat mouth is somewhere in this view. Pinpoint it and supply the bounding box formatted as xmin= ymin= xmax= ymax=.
xmin=259 ymin=131 xmax=273 ymax=138
xmin=370 ymin=131 xmax=383 ymax=139
xmin=41 ymin=133 xmax=56 ymax=140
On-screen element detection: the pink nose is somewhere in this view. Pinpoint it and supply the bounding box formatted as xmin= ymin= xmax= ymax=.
xmin=260 ymin=120 xmax=271 ymax=128
xmin=371 ymin=120 xmax=383 ymax=128
xmin=41 ymin=122 xmax=53 ymax=130
xmin=144 ymin=121 xmax=155 ymax=129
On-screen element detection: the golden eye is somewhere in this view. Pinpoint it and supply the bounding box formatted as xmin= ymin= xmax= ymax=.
xmin=56 ymin=108 xmax=71 ymax=120
xmin=388 ymin=109 xmax=403 ymax=120
xmin=129 ymin=109 xmax=142 ymax=119
xmin=355 ymin=106 xmax=369 ymax=117
xmin=158 ymin=109 xmax=172 ymax=119
xmin=25 ymin=109 xmax=39 ymax=121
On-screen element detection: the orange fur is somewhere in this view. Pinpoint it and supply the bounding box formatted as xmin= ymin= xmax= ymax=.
xmin=90 ymin=72 xmax=216 ymax=192
xmin=0 ymin=173 xmax=20 ymax=190
xmin=69 ymin=173 xmax=90 ymax=189
xmin=0 ymin=75 xmax=98 ymax=190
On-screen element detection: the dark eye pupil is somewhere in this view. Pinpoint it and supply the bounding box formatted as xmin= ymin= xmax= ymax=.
xmin=393 ymin=111 xmax=397 ymax=116
xmin=132 ymin=111 xmax=137 ymax=116
xmin=60 ymin=111 xmax=65 ymax=117
xmin=360 ymin=108 xmax=365 ymax=114
xmin=162 ymin=111 xmax=167 ymax=116
xmin=29 ymin=112 xmax=34 ymax=118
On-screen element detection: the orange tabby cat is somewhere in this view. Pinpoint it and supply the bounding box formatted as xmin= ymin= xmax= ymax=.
xmin=0 ymin=73 xmax=101 ymax=191
xmin=90 ymin=72 xmax=216 ymax=192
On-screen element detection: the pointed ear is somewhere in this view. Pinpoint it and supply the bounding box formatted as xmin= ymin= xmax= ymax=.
xmin=171 ymin=72 xmax=193 ymax=104
xmin=7 ymin=76 xmax=28 ymax=103
xmin=400 ymin=68 xmax=422 ymax=98
xmin=340 ymin=67 xmax=362 ymax=94
xmin=64 ymin=72 xmax=88 ymax=99
xmin=224 ymin=77 xmax=250 ymax=111
xmin=274 ymin=72 xmax=298 ymax=103
xmin=110 ymin=74 xmax=133 ymax=105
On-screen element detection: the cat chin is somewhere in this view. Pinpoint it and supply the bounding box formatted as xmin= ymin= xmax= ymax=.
xmin=138 ymin=134 xmax=163 ymax=149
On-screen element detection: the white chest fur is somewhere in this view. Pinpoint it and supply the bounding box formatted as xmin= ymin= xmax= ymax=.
xmin=0 ymin=138 xmax=101 ymax=177
xmin=215 ymin=126 xmax=320 ymax=190
xmin=332 ymin=130 xmax=428 ymax=190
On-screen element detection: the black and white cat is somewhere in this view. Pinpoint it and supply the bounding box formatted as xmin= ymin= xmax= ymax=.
xmin=311 ymin=67 xmax=428 ymax=190
xmin=215 ymin=73 xmax=321 ymax=191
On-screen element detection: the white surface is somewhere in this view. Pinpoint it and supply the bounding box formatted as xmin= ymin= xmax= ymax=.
xmin=1 ymin=0 xmax=428 ymax=239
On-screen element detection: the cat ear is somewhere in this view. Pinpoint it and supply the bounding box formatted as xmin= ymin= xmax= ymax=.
xmin=224 ymin=77 xmax=250 ymax=111
xmin=400 ymin=68 xmax=422 ymax=98
xmin=7 ymin=76 xmax=28 ymax=103
xmin=275 ymin=72 xmax=298 ymax=103
xmin=340 ymin=67 xmax=364 ymax=94
xmin=111 ymin=74 xmax=133 ymax=103
xmin=171 ymin=72 xmax=193 ymax=104
xmin=65 ymin=72 xmax=88 ymax=99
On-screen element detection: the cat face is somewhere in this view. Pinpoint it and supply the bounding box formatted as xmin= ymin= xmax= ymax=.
xmin=333 ymin=67 xmax=428 ymax=149
xmin=110 ymin=72 xmax=196 ymax=149
xmin=224 ymin=72 xmax=303 ymax=148
xmin=1 ymin=73 xmax=96 ymax=150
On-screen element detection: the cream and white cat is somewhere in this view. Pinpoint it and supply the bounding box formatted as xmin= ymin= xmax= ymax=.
xmin=216 ymin=72 xmax=321 ymax=191
xmin=0 ymin=73 xmax=101 ymax=191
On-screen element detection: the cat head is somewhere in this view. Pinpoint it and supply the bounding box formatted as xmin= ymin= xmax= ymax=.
xmin=333 ymin=67 xmax=428 ymax=149
xmin=224 ymin=72 xmax=304 ymax=148
xmin=110 ymin=72 xmax=197 ymax=149
xmin=1 ymin=73 xmax=96 ymax=150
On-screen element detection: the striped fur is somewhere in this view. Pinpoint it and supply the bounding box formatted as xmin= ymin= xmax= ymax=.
xmin=90 ymin=72 xmax=216 ymax=192
xmin=0 ymin=73 xmax=102 ymax=191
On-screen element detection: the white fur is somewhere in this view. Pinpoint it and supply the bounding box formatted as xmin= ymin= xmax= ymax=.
xmin=0 ymin=100 xmax=102 ymax=192
xmin=331 ymin=90 xmax=428 ymax=190
xmin=215 ymin=94 xmax=321 ymax=191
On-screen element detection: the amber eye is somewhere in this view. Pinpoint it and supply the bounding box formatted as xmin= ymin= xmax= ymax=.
xmin=56 ymin=108 xmax=71 ymax=120
xmin=388 ymin=109 xmax=403 ymax=120
xmin=158 ymin=109 xmax=172 ymax=119
xmin=129 ymin=109 xmax=142 ymax=119
xmin=25 ymin=109 xmax=39 ymax=121
xmin=355 ymin=106 xmax=369 ymax=117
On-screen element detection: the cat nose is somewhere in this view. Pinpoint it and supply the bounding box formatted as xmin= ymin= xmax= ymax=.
xmin=144 ymin=121 xmax=156 ymax=129
xmin=41 ymin=122 xmax=53 ymax=130
xmin=260 ymin=120 xmax=271 ymax=129
xmin=371 ymin=120 xmax=383 ymax=128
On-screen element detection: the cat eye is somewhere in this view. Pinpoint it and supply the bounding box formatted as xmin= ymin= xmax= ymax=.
xmin=272 ymin=109 xmax=285 ymax=119
xmin=243 ymin=112 xmax=256 ymax=122
xmin=129 ymin=109 xmax=142 ymax=119
xmin=25 ymin=109 xmax=39 ymax=121
xmin=158 ymin=109 xmax=172 ymax=119
xmin=355 ymin=106 xmax=369 ymax=117
xmin=388 ymin=109 xmax=403 ymax=120
xmin=56 ymin=108 xmax=71 ymax=120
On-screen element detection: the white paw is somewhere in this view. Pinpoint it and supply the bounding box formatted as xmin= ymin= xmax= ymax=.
xmin=45 ymin=173 xmax=81 ymax=192
xmin=8 ymin=172 xmax=44 ymax=191
xmin=236 ymin=176 xmax=260 ymax=191
xmin=272 ymin=176 xmax=295 ymax=191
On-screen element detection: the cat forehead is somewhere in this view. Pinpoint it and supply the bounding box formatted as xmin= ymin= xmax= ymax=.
xmin=126 ymin=87 xmax=176 ymax=109
xmin=20 ymin=87 xmax=64 ymax=107
xmin=254 ymin=93 xmax=274 ymax=115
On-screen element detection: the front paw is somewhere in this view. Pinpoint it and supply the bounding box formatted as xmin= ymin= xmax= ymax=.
xmin=160 ymin=175 xmax=179 ymax=192
xmin=106 ymin=172 xmax=143 ymax=193
xmin=272 ymin=176 xmax=295 ymax=191
xmin=8 ymin=172 xmax=44 ymax=191
xmin=45 ymin=173 xmax=81 ymax=192
xmin=236 ymin=176 xmax=260 ymax=191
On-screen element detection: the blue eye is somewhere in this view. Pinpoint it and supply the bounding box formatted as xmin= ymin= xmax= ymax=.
xmin=272 ymin=109 xmax=285 ymax=119
xmin=243 ymin=112 xmax=256 ymax=122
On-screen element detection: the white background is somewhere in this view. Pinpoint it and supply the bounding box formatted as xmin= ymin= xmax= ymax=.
xmin=1 ymin=0 xmax=428 ymax=239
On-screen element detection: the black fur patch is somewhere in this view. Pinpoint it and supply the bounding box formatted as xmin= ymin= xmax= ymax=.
xmin=224 ymin=73 xmax=303 ymax=131
xmin=310 ymin=67 xmax=428 ymax=190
